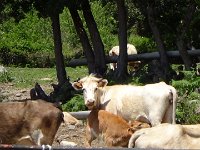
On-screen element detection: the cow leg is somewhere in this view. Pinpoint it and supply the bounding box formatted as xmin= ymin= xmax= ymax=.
xmin=110 ymin=63 xmax=115 ymax=70
xmin=162 ymin=105 xmax=173 ymax=123
xmin=31 ymin=129 xmax=44 ymax=145
xmin=17 ymin=135 xmax=36 ymax=145
xmin=85 ymin=126 xmax=97 ymax=147
xmin=105 ymin=136 xmax=114 ymax=147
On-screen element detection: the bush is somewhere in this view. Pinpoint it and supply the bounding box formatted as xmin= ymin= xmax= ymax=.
xmin=172 ymin=71 xmax=200 ymax=96
xmin=172 ymin=68 xmax=200 ymax=124
xmin=62 ymin=94 xmax=86 ymax=112
xmin=0 ymin=47 xmax=55 ymax=68
xmin=128 ymin=35 xmax=156 ymax=53
xmin=176 ymin=93 xmax=200 ymax=124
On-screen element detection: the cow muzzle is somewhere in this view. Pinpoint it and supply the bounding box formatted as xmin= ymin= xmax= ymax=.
xmin=86 ymin=100 xmax=95 ymax=109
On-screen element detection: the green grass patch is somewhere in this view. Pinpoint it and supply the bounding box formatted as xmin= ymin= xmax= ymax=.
xmin=5 ymin=66 xmax=88 ymax=89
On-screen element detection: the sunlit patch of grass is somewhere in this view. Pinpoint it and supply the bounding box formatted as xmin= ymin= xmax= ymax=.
xmin=6 ymin=66 xmax=88 ymax=89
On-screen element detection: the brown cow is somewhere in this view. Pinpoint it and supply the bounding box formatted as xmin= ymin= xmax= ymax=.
xmin=0 ymin=100 xmax=63 ymax=145
xmin=85 ymin=109 xmax=150 ymax=147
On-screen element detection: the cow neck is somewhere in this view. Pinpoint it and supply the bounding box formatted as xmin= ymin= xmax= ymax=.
xmin=97 ymin=86 xmax=110 ymax=109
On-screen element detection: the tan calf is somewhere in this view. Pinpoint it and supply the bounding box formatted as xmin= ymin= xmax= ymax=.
xmin=85 ymin=109 xmax=150 ymax=147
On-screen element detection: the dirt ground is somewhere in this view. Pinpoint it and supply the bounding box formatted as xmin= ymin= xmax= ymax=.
xmin=0 ymin=83 xmax=104 ymax=148
xmin=53 ymin=121 xmax=105 ymax=148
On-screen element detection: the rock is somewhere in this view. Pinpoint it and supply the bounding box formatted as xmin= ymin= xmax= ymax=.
xmin=60 ymin=140 xmax=77 ymax=147
xmin=15 ymin=93 xmax=22 ymax=97
xmin=68 ymin=125 xmax=76 ymax=130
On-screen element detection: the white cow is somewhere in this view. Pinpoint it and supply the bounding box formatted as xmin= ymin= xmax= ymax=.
xmin=128 ymin=123 xmax=200 ymax=149
xmin=109 ymin=43 xmax=141 ymax=71
xmin=72 ymin=74 xmax=177 ymax=126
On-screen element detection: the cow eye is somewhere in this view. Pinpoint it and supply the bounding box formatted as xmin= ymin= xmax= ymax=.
xmin=94 ymin=88 xmax=98 ymax=92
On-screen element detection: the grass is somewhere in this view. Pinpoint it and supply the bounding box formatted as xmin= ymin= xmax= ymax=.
xmin=5 ymin=66 xmax=88 ymax=89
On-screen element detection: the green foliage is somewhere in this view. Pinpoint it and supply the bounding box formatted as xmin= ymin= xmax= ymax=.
xmin=62 ymin=94 xmax=86 ymax=112
xmin=89 ymin=1 xmax=118 ymax=53
xmin=60 ymin=8 xmax=82 ymax=57
xmin=171 ymin=68 xmax=200 ymax=124
xmin=128 ymin=35 xmax=156 ymax=53
xmin=0 ymin=71 xmax=12 ymax=83
xmin=0 ymin=10 xmax=53 ymax=53
xmin=176 ymin=93 xmax=200 ymax=124
xmin=172 ymin=70 xmax=200 ymax=96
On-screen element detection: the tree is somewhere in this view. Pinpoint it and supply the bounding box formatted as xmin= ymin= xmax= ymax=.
xmin=81 ymin=0 xmax=107 ymax=75
xmin=51 ymin=13 xmax=67 ymax=85
xmin=34 ymin=0 xmax=68 ymax=85
xmin=115 ymin=0 xmax=128 ymax=81
xmin=147 ymin=0 xmax=170 ymax=82
xmin=176 ymin=1 xmax=197 ymax=70
xmin=67 ymin=1 xmax=95 ymax=74
xmin=33 ymin=0 xmax=74 ymax=103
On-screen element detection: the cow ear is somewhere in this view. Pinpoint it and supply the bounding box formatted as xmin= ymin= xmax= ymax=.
xmin=72 ymin=82 xmax=83 ymax=90
xmin=98 ymin=79 xmax=108 ymax=87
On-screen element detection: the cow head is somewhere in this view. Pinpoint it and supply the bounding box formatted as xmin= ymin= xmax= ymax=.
xmin=72 ymin=74 xmax=108 ymax=109
xmin=128 ymin=120 xmax=151 ymax=134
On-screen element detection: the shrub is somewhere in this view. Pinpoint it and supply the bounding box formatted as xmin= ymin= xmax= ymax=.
xmin=128 ymin=35 xmax=156 ymax=53
xmin=176 ymin=92 xmax=200 ymax=124
xmin=172 ymin=68 xmax=200 ymax=124
xmin=62 ymin=94 xmax=86 ymax=112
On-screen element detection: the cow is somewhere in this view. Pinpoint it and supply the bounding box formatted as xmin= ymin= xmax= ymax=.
xmin=128 ymin=123 xmax=200 ymax=149
xmin=109 ymin=43 xmax=141 ymax=72
xmin=0 ymin=100 xmax=63 ymax=146
xmin=86 ymin=109 xmax=150 ymax=147
xmin=72 ymin=74 xmax=177 ymax=127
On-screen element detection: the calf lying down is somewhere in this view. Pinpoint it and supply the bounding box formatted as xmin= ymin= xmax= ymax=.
xmin=128 ymin=123 xmax=200 ymax=149
xmin=86 ymin=109 xmax=150 ymax=147
xmin=0 ymin=100 xmax=63 ymax=145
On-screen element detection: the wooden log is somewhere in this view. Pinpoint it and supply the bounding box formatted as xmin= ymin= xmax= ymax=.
xmin=66 ymin=50 xmax=200 ymax=67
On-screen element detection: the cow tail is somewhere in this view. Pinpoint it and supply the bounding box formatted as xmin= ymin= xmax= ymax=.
xmin=171 ymin=87 xmax=177 ymax=124
xmin=128 ymin=132 xmax=143 ymax=148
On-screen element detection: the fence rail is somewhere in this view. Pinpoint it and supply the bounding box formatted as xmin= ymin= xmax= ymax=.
xmin=66 ymin=49 xmax=200 ymax=67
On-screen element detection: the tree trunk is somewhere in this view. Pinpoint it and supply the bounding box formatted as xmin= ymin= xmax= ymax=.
xmin=176 ymin=2 xmax=196 ymax=70
xmin=81 ymin=0 xmax=107 ymax=76
xmin=68 ymin=3 xmax=95 ymax=74
xmin=147 ymin=1 xmax=170 ymax=83
xmin=115 ymin=0 xmax=128 ymax=81
xmin=51 ymin=14 xmax=67 ymax=85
